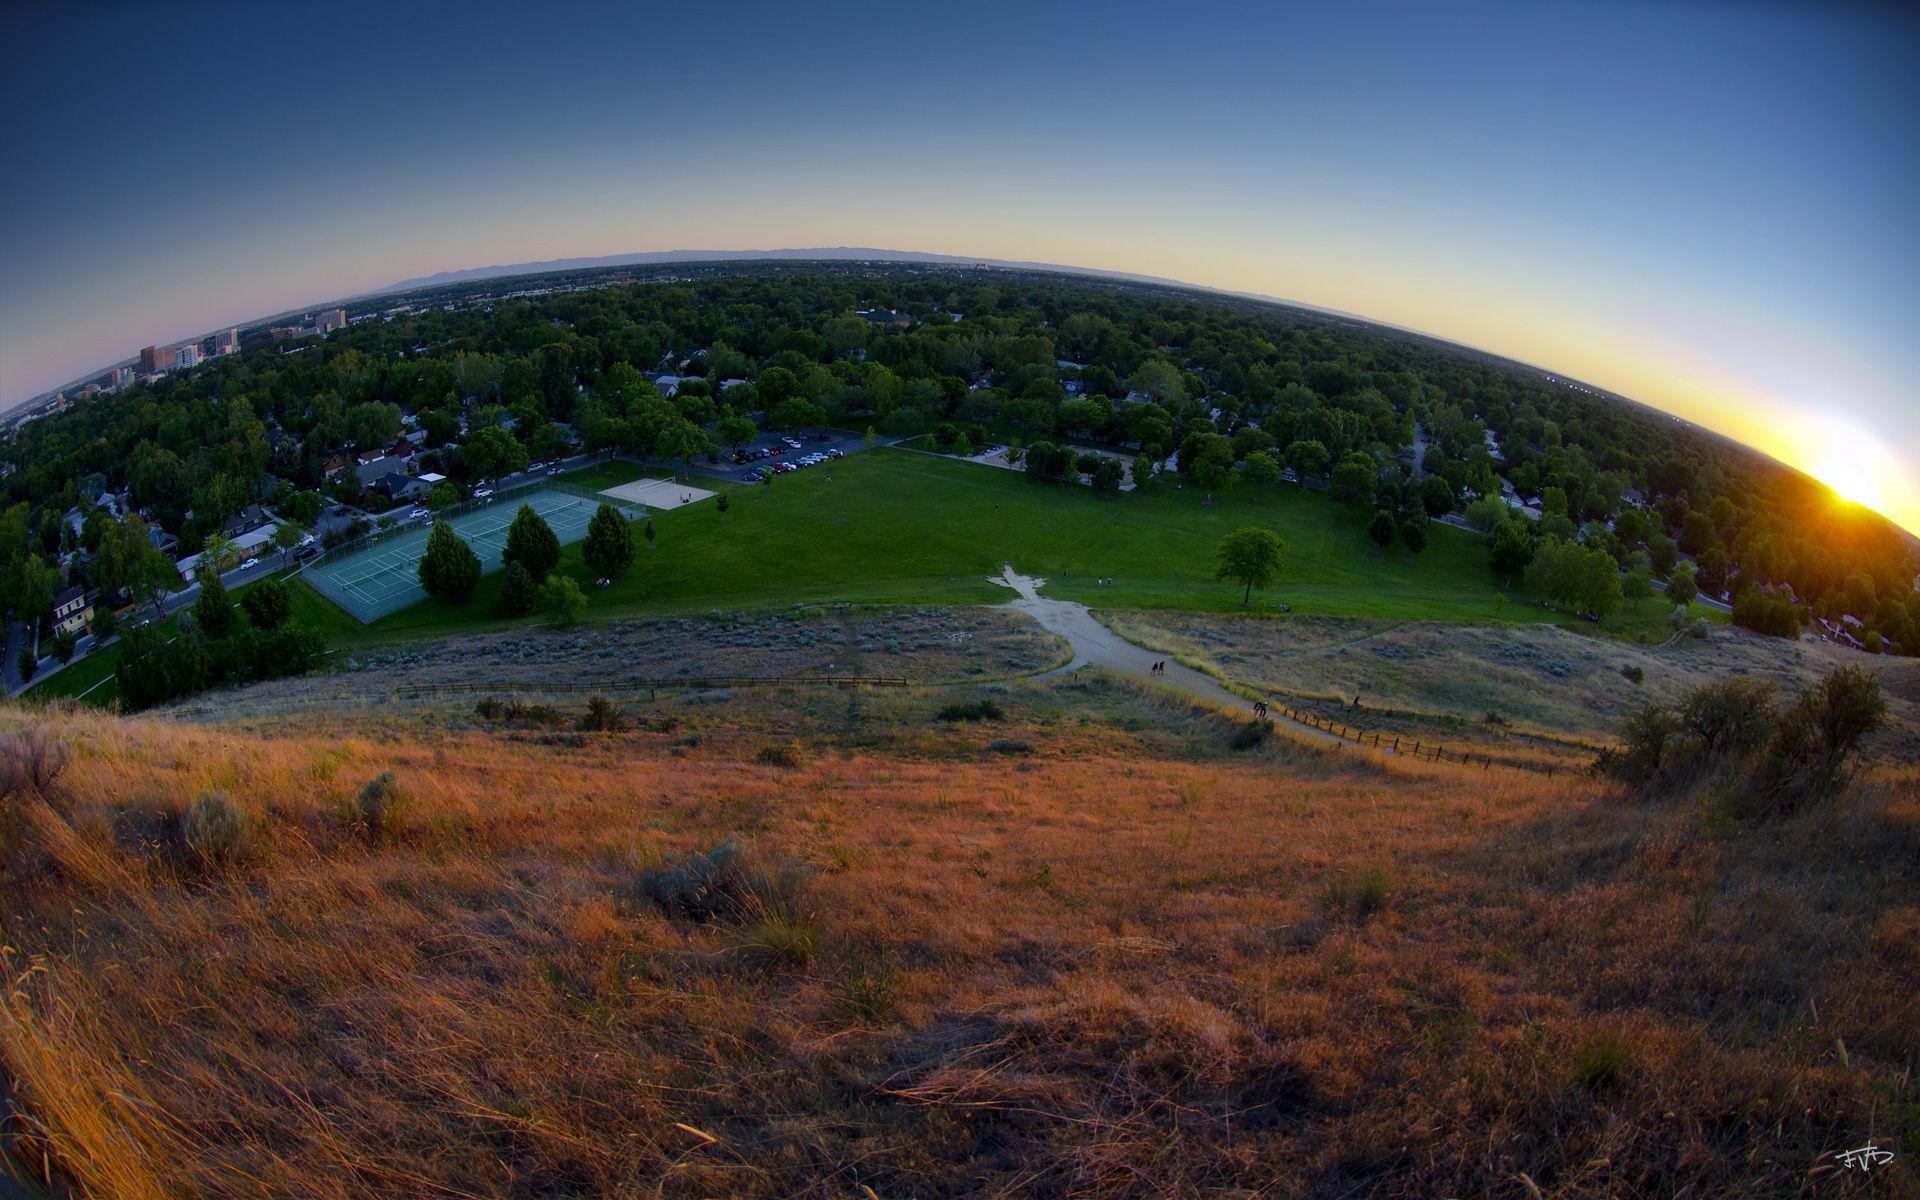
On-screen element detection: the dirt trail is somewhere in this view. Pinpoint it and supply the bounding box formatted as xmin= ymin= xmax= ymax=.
xmin=989 ymin=566 xmax=1341 ymax=744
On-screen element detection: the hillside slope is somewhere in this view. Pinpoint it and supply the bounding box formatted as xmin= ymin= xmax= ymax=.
xmin=1 ymin=675 xmax=1915 ymax=1198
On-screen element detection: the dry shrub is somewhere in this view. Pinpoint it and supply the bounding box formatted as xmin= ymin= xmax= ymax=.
xmin=352 ymin=772 xmax=409 ymax=844
xmin=182 ymin=791 xmax=251 ymax=869
xmin=0 ymin=724 xmax=70 ymax=799
xmin=754 ymin=742 xmax=806 ymax=769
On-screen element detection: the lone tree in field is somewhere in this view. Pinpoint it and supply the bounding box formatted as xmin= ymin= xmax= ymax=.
xmin=503 ymin=504 xmax=561 ymax=581
xmin=582 ymin=503 xmax=635 ymax=579
xmin=419 ymin=520 xmax=482 ymax=601
xmin=1215 ymin=526 xmax=1289 ymax=607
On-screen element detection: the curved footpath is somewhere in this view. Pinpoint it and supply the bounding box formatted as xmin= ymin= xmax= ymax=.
xmin=989 ymin=566 xmax=1344 ymax=746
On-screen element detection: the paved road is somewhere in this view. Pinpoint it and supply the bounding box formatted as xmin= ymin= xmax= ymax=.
xmin=988 ymin=565 xmax=1342 ymax=745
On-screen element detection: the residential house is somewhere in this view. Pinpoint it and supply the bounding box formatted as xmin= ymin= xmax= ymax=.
xmin=322 ymin=453 xmax=354 ymax=479
xmin=53 ymin=586 xmax=93 ymax=638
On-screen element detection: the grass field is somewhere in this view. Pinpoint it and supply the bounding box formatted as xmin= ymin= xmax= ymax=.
xmin=345 ymin=447 xmax=1696 ymax=648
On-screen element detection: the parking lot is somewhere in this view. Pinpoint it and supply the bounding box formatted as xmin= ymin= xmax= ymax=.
xmin=711 ymin=429 xmax=855 ymax=483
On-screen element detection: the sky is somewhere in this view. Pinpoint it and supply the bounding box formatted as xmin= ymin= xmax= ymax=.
xmin=2 ymin=0 xmax=1916 ymax=532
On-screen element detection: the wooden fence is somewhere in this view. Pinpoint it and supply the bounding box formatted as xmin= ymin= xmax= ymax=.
xmin=1265 ymin=699 xmax=1576 ymax=779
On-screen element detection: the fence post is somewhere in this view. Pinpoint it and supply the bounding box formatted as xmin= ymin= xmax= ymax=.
xmin=1413 ymin=741 xmax=1420 ymax=756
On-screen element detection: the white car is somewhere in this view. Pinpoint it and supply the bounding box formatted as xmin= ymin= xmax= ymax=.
xmin=239 ymin=556 xmax=259 ymax=569
xmin=474 ymin=486 xmax=494 ymax=499
xmin=409 ymin=507 xmax=429 ymax=519
xmin=546 ymin=465 xmax=562 ymax=476
xmin=782 ymin=436 xmax=803 ymax=448
xmin=528 ymin=462 xmax=546 ymax=473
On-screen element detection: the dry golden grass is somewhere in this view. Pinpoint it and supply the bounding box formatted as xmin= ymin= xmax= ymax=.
xmin=1 ymin=690 xmax=1915 ymax=1198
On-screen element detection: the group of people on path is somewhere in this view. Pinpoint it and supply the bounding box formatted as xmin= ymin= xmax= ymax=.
xmin=1149 ymin=660 xmax=1166 ymax=675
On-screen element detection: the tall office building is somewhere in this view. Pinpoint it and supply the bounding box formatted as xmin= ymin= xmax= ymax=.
xmin=211 ymin=327 xmax=240 ymax=356
xmin=314 ymin=308 xmax=347 ymax=335
xmin=138 ymin=345 xmax=169 ymax=374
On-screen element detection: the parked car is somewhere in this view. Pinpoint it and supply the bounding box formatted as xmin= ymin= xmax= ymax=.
xmin=528 ymin=462 xmax=547 ymax=473
xmin=827 ymin=448 xmax=843 ymax=459
xmin=474 ymin=486 xmax=494 ymax=499
xmin=239 ymin=556 xmax=259 ymax=569
xmin=546 ymin=465 xmax=562 ymax=476
xmin=408 ymin=506 xmax=429 ymax=519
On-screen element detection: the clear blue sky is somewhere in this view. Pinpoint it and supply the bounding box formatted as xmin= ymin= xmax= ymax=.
xmin=2 ymin=0 xmax=1915 ymax=527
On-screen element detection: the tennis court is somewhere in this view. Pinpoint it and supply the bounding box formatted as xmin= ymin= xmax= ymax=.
xmin=303 ymin=488 xmax=624 ymax=622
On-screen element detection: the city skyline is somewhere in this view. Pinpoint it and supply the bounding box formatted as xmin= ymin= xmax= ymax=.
xmin=3 ymin=0 xmax=1915 ymax=532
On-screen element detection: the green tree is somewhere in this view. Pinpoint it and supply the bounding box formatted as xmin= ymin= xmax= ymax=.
xmin=1183 ymin=433 xmax=1235 ymax=491
xmin=272 ymin=522 xmax=307 ymax=564
xmin=501 ymin=560 xmax=537 ymax=616
xmin=16 ymin=643 xmax=36 ymax=684
xmin=502 ymin=504 xmax=561 ymax=581
xmin=1214 ymin=527 xmax=1289 ymax=606
xmin=127 ymin=548 xmax=180 ymax=614
xmin=193 ymin=565 xmax=235 ymax=639
xmin=540 ymin=574 xmax=588 ymax=627
xmin=716 ymin=412 xmax=757 ymax=450
xmin=1367 ymin=509 xmax=1397 ymax=549
xmin=583 ymin=503 xmax=635 ymax=579
xmin=1623 ymin=566 xmax=1655 ymax=603
xmin=1489 ymin=521 xmax=1535 ymax=584
xmin=1242 ymin=450 xmax=1282 ymax=492
xmin=1419 ymin=475 xmax=1457 ymax=517
xmin=1666 ymin=562 xmax=1698 ymax=607
xmin=716 ymin=492 xmax=731 ymax=514
xmin=463 ymin=425 xmax=528 ymax=481
xmin=1330 ymin=452 xmax=1376 ymax=506
xmin=241 ymin=576 xmax=292 ymax=630
xmin=1284 ymin=439 xmax=1329 ymax=482
xmin=1400 ymin=510 xmax=1430 ymax=553
xmin=1127 ymin=359 xmax=1186 ymax=406
xmin=1464 ymin=493 xmax=1509 ymax=533
xmin=643 ymin=518 xmax=657 ymax=550
xmin=419 ymin=520 xmax=482 ymax=601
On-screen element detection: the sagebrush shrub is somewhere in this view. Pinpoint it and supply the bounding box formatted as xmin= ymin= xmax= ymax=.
xmin=936 ymin=698 xmax=1004 ymax=722
xmin=755 ymin=743 xmax=805 ymax=769
xmin=354 ymin=773 xmax=410 ymax=844
xmin=183 ymin=791 xmax=251 ymax=867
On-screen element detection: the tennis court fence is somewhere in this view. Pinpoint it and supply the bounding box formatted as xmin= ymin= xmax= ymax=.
xmin=305 ymin=477 xmax=648 ymax=573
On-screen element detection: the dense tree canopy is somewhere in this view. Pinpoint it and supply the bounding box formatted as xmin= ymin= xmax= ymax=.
xmin=4 ymin=261 xmax=1913 ymax=653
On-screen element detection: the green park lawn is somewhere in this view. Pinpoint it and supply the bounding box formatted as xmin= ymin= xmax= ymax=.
xmin=333 ymin=447 xmax=1695 ymax=649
